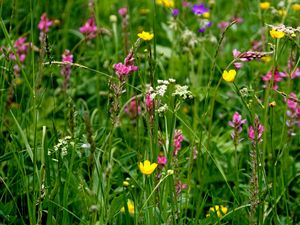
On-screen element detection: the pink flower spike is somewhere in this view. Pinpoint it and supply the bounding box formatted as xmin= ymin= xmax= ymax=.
xmin=79 ymin=18 xmax=97 ymax=39
xmin=157 ymin=155 xmax=167 ymax=165
xmin=38 ymin=13 xmax=53 ymax=33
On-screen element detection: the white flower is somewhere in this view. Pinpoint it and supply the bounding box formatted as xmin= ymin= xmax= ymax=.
xmin=157 ymin=84 xmax=168 ymax=96
xmin=172 ymin=85 xmax=193 ymax=99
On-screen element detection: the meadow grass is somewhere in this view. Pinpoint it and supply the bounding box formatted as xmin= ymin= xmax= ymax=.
xmin=0 ymin=0 xmax=300 ymax=224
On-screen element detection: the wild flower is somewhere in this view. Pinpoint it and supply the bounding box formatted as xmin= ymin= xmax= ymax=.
xmin=172 ymin=84 xmax=193 ymax=99
xmin=171 ymin=8 xmax=179 ymax=17
xmin=203 ymin=12 xmax=210 ymax=18
xmin=181 ymin=29 xmax=198 ymax=49
xmin=173 ymin=129 xmax=184 ymax=156
xmin=286 ymin=58 xmax=300 ymax=79
xmin=145 ymin=93 xmax=154 ymax=112
xmin=49 ymin=136 xmax=72 ymax=157
xmin=292 ymin=3 xmax=300 ymax=11
xmin=229 ymin=112 xmax=246 ymax=145
xmin=198 ymin=20 xmax=212 ymax=33
xmin=191 ymin=4 xmax=209 ymax=15
xmin=38 ymin=13 xmax=53 ymax=33
xmin=156 ymin=0 xmax=174 ymax=8
xmin=38 ymin=13 xmax=53 ymax=41
xmin=120 ymin=200 xmax=134 ymax=215
xmin=259 ymin=2 xmax=270 ymax=10
xmin=113 ymin=50 xmax=138 ymax=80
xmin=61 ymin=50 xmax=73 ymax=90
xmin=124 ymin=98 xmax=141 ymax=119
xmin=118 ymin=7 xmax=128 ymax=16
xmin=286 ymin=92 xmax=299 ymax=137
xmin=79 ymin=18 xmax=97 ymax=39
xmin=206 ymin=205 xmax=228 ymax=217
xmin=175 ymin=181 xmax=187 ymax=195
xmin=269 ymin=29 xmax=285 ymax=39
xmin=8 ymin=37 xmax=30 ymax=75
xmin=137 ymin=31 xmax=154 ymax=41
xmin=222 ymin=69 xmax=236 ymax=82
xmin=157 ymin=153 xmax=167 ymax=166
xmin=248 ymin=117 xmax=264 ymax=142
xmin=261 ymin=67 xmax=285 ymax=90
xmin=139 ymin=160 xmax=158 ymax=175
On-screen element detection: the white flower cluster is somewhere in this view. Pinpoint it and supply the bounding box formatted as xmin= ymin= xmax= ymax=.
xmin=181 ymin=29 xmax=199 ymax=49
xmin=172 ymin=85 xmax=193 ymax=99
xmin=48 ymin=136 xmax=72 ymax=157
xmin=268 ymin=24 xmax=300 ymax=36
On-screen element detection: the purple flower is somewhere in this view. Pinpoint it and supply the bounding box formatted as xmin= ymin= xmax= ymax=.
xmin=192 ymin=4 xmax=209 ymax=15
xmin=198 ymin=21 xmax=212 ymax=33
xmin=113 ymin=51 xmax=138 ymax=79
xmin=172 ymin=8 xmax=180 ymax=17
xmin=229 ymin=112 xmax=246 ymax=143
xmin=261 ymin=67 xmax=285 ymax=90
xmin=61 ymin=50 xmax=73 ymax=90
xmin=173 ymin=129 xmax=184 ymax=156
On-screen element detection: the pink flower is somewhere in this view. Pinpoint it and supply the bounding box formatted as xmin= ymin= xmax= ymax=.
xmin=38 ymin=13 xmax=53 ymax=33
xmin=80 ymin=18 xmax=97 ymax=39
xmin=218 ymin=21 xmax=230 ymax=30
xmin=124 ymin=98 xmax=141 ymax=119
xmin=248 ymin=118 xmax=264 ymax=142
xmin=157 ymin=155 xmax=167 ymax=165
xmin=145 ymin=93 xmax=154 ymax=111
xmin=173 ymin=130 xmax=184 ymax=156
xmin=176 ymin=181 xmax=187 ymax=195
xmin=118 ymin=7 xmax=128 ymax=17
xmin=114 ymin=51 xmax=138 ymax=79
xmin=261 ymin=67 xmax=285 ymax=90
xmin=61 ymin=50 xmax=73 ymax=90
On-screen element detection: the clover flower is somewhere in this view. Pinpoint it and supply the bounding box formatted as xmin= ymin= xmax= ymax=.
xmin=139 ymin=160 xmax=158 ymax=175
xmin=206 ymin=205 xmax=228 ymax=218
xmin=79 ymin=18 xmax=97 ymax=39
xmin=120 ymin=200 xmax=134 ymax=215
xmin=222 ymin=69 xmax=236 ymax=82
xmin=137 ymin=31 xmax=154 ymax=41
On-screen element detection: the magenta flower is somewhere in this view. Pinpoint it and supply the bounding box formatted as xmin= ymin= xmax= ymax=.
xmin=157 ymin=155 xmax=167 ymax=165
xmin=38 ymin=13 xmax=53 ymax=33
xmin=79 ymin=18 xmax=97 ymax=39
xmin=118 ymin=7 xmax=128 ymax=17
xmin=191 ymin=4 xmax=209 ymax=15
xmin=114 ymin=51 xmax=138 ymax=79
xmin=124 ymin=98 xmax=141 ymax=119
xmin=248 ymin=118 xmax=264 ymax=142
xmin=261 ymin=67 xmax=285 ymax=90
xmin=218 ymin=21 xmax=230 ymax=30
xmin=173 ymin=129 xmax=184 ymax=156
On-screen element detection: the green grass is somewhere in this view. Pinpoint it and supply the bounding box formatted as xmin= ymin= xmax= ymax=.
xmin=0 ymin=0 xmax=300 ymax=224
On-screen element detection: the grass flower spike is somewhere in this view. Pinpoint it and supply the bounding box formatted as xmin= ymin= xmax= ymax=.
xmin=222 ymin=69 xmax=236 ymax=82
xmin=139 ymin=160 xmax=157 ymax=175
xmin=138 ymin=31 xmax=154 ymax=41
xmin=270 ymin=29 xmax=285 ymax=39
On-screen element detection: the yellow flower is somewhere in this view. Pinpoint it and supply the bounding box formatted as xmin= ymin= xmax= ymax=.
xmin=261 ymin=55 xmax=272 ymax=63
xmin=203 ymin=12 xmax=210 ymax=18
xmin=292 ymin=3 xmax=300 ymax=11
xmin=269 ymin=29 xmax=285 ymax=39
xmin=222 ymin=69 xmax=236 ymax=82
xmin=259 ymin=2 xmax=270 ymax=10
xmin=120 ymin=200 xmax=135 ymax=215
xmin=123 ymin=181 xmax=129 ymax=187
xmin=139 ymin=160 xmax=157 ymax=175
xmin=137 ymin=31 xmax=154 ymax=41
xmin=156 ymin=0 xmax=174 ymax=8
xmin=206 ymin=205 xmax=228 ymax=218
xmin=277 ymin=9 xmax=287 ymax=16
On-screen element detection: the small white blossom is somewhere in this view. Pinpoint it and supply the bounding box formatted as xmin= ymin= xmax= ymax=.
xmin=157 ymin=84 xmax=168 ymax=96
xmin=172 ymin=85 xmax=193 ymax=99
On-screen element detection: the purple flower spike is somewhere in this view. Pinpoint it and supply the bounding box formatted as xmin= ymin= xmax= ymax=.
xmin=192 ymin=4 xmax=209 ymax=15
